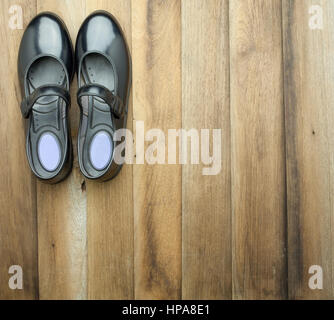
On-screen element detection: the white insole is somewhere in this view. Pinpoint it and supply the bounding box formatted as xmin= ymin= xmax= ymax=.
xmin=89 ymin=131 xmax=113 ymax=171
xmin=38 ymin=132 xmax=61 ymax=172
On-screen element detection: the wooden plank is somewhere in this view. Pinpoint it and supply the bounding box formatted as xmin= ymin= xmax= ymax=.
xmin=181 ymin=0 xmax=231 ymax=299
xmin=283 ymin=0 xmax=334 ymax=299
xmin=230 ymin=0 xmax=287 ymax=299
xmin=0 ymin=0 xmax=38 ymax=300
xmin=36 ymin=0 xmax=87 ymax=300
xmin=132 ymin=0 xmax=182 ymax=299
xmin=86 ymin=0 xmax=134 ymax=300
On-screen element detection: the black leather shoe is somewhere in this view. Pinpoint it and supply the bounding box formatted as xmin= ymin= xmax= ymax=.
xmin=75 ymin=11 xmax=132 ymax=182
xmin=18 ymin=12 xmax=74 ymax=184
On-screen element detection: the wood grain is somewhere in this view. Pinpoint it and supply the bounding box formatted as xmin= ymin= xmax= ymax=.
xmin=181 ymin=0 xmax=231 ymax=299
xmin=86 ymin=0 xmax=134 ymax=300
xmin=230 ymin=0 xmax=287 ymax=299
xmin=36 ymin=0 xmax=87 ymax=300
xmin=132 ymin=0 xmax=182 ymax=299
xmin=0 ymin=0 xmax=38 ymax=300
xmin=2 ymin=0 xmax=334 ymax=300
xmin=283 ymin=0 xmax=334 ymax=299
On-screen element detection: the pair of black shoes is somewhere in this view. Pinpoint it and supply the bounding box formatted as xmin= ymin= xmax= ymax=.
xmin=18 ymin=11 xmax=131 ymax=183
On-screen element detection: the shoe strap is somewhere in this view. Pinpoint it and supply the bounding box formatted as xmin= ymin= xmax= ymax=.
xmin=77 ymin=84 xmax=125 ymax=119
xmin=21 ymin=85 xmax=71 ymax=119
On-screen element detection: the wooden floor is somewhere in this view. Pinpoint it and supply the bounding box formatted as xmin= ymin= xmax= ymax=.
xmin=0 ymin=0 xmax=333 ymax=300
